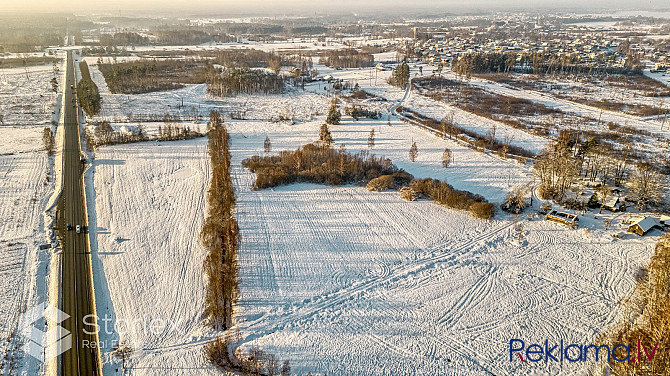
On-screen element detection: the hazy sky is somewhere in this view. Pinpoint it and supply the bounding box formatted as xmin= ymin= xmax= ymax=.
xmin=0 ymin=0 xmax=667 ymax=14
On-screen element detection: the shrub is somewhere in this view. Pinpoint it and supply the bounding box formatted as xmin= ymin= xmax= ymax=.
xmin=400 ymin=187 xmax=418 ymax=201
xmin=367 ymin=175 xmax=395 ymax=191
xmin=470 ymin=202 xmax=496 ymax=220
xmin=409 ymin=178 xmax=493 ymax=219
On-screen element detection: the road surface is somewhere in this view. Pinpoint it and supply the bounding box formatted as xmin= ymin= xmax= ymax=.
xmin=57 ymin=51 xmax=102 ymax=376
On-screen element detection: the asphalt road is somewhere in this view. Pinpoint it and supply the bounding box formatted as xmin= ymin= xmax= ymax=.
xmin=57 ymin=51 xmax=101 ymax=376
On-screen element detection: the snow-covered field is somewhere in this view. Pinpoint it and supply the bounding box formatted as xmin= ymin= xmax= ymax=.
xmin=0 ymin=64 xmax=62 ymax=126
xmin=0 ymin=126 xmax=53 ymax=375
xmin=87 ymin=138 xmax=217 ymax=375
xmin=225 ymin=119 xmax=658 ymax=376
xmin=83 ymin=56 xmax=661 ymax=375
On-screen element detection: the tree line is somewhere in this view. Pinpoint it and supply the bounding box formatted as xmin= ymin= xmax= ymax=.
xmin=200 ymin=111 xmax=239 ymax=330
xmin=451 ymin=51 xmax=643 ymax=78
xmin=605 ymin=234 xmax=670 ymax=375
xmin=77 ymin=61 xmax=102 ymax=117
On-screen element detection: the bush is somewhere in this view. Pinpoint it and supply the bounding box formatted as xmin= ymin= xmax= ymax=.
xmin=367 ymin=175 xmax=395 ymax=191
xmin=400 ymin=187 xmax=418 ymax=201
xmin=537 ymin=184 xmax=557 ymax=200
xmin=409 ymin=178 xmax=493 ymax=219
xmin=470 ymin=202 xmax=496 ymax=220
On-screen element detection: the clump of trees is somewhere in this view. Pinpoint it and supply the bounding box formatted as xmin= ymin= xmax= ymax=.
xmin=42 ymin=127 xmax=54 ymax=155
xmin=204 ymin=334 xmax=292 ymax=376
xmin=605 ymin=234 xmax=670 ymax=375
xmin=242 ymin=143 xmax=404 ymax=189
xmin=98 ymin=59 xmax=206 ymax=94
xmin=77 ymin=61 xmax=102 ymax=117
xmin=88 ymin=116 xmax=202 ymax=148
xmin=205 ymin=65 xmax=285 ymax=97
xmin=409 ymin=178 xmax=495 ymax=220
xmin=388 ymin=62 xmax=410 ymax=87
xmin=627 ymin=162 xmax=665 ymax=210
xmin=343 ymin=105 xmax=380 ymax=120
xmin=320 ymin=49 xmax=374 ymax=68
xmin=534 ymin=132 xmax=580 ymax=201
xmin=200 ymin=111 xmax=239 ymax=330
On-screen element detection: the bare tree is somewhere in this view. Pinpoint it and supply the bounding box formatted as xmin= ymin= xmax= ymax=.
xmin=442 ymin=147 xmax=452 ymax=168
xmin=42 ymin=127 xmax=54 ymax=155
xmin=440 ymin=111 xmax=454 ymax=139
xmin=627 ymin=163 xmax=664 ymax=209
xmin=112 ymin=341 xmax=133 ymax=375
xmin=409 ymin=141 xmax=418 ymax=162
xmin=485 ymin=124 xmax=497 ymax=149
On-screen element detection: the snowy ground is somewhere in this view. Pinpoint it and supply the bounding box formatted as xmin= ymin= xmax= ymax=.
xmin=83 ymin=58 xmax=661 ymax=375
xmin=87 ymin=139 xmax=217 ymax=375
xmin=0 ymin=64 xmax=62 ymax=126
xmin=0 ymin=126 xmax=53 ymax=375
xmin=225 ymin=120 xmax=658 ymax=376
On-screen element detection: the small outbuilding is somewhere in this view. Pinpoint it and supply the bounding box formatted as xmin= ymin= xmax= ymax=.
xmin=601 ymin=196 xmax=621 ymax=212
xmin=546 ymin=210 xmax=579 ymax=228
xmin=628 ymin=216 xmax=660 ymax=236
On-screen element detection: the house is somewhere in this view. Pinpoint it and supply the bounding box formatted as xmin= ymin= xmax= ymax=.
xmin=660 ymin=215 xmax=670 ymax=227
xmin=628 ymin=216 xmax=660 ymax=236
xmin=546 ymin=210 xmax=579 ymax=228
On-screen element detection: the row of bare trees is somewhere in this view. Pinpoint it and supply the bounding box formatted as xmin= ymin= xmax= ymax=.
xmin=200 ymin=111 xmax=239 ymax=330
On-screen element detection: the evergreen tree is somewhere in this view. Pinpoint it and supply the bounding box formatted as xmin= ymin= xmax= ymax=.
xmin=264 ymin=135 xmax=271 ymax=154
xmin=368 ymin=128 xmax=375 ymax=148
xmin=319 ymin=124 xmax=333 ymax=145
xmin=326 ymin=102 xmax=341 ymax=125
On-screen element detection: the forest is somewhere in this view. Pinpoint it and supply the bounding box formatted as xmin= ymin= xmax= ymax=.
xmin=320 ymin=49 xmax=374 ymax=69
xmin=204 ymin=65 xmax=285 ymax=97
xmin=98 ymin=59 xmax=207 ymax=94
